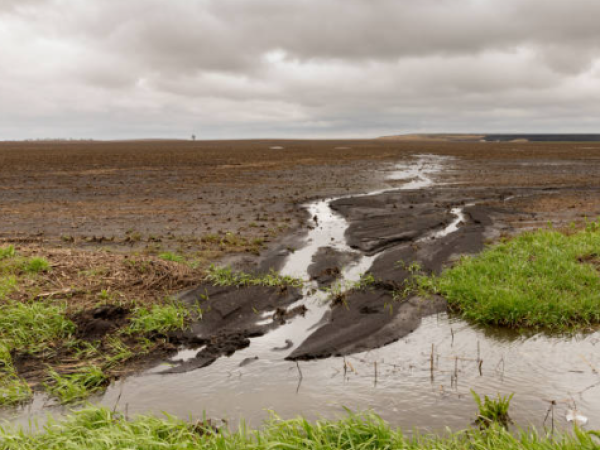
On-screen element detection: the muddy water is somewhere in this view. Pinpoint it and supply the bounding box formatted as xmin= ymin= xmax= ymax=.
xmin=3 ymin=155 xmax=600 ymax=432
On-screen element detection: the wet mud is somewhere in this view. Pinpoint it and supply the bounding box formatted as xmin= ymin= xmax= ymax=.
xmin=307 ymin=247 xmax=360 ymax=287
xmin=288 ymin=293 xmax=447 ymax=360
xmin=163 ymin=284 xmax=302 ymax=373
xmin=70 ymin=305 xmax=131 ymax=341
xmin=282 ymin=186 xmax=600 ymax=361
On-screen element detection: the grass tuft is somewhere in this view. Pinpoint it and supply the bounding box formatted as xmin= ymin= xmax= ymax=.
xmin=0 ymin=301 xmax=75 ymax=406
xmin=23 ymin=257 xmax=50 ymax=273
xmin=0 ymin=275 xmax=16 ymax=300
xmin=205 ymin=264 xmax=303 ymax=288
xmin=0 ymin=345 xmax=32 ymax=406
xmin=45 ymin=366 xmax=108 ymax=403
xmin=126 ymin=302 xmax=190 ymax=335
xmin=0 ymin=246 xmax=16 ymax=261
xmin=471 ymin=390 xmax=513 ymax=428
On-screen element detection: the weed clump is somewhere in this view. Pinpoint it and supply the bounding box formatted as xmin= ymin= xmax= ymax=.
xmin=0 ymin=301 xmax=75 ymax=353
xmin=0 ymin=345 xmax=32 ymax=405
xmin=471 ymin=390 xmax=513 ymax=428
xmin=0 ymin=246 xmax=16 ymax=261
xmin=23 ymin=257 xmax=50 ymax=273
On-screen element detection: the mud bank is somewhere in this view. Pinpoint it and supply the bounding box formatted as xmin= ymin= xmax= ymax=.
xmin=164 ymin=285 xmax=303 ymax=373
xmin=287 ymin=185 xmax=600 ymax=360
xmin=288 ymin=294 xmax=447 ymax=360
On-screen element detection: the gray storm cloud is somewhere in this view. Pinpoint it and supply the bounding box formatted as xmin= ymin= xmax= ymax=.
xmin=1 ymin=0 xmax=600 ymax=139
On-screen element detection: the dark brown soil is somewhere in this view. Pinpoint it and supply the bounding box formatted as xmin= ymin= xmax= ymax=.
xmin=2 ymin=139 xmax=600 ymax=256
xmin=288 ymin=291 xmax=447 ymax=360
xmin=70 ymin=305 xmax=130 ymax=341
xmin=307 ymin=247 xmax=360 ymax=287
xmin=162 ymin=284 xmax=303 ymax=373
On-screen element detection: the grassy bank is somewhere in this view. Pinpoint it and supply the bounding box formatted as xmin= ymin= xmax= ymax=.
xmin=419 ymin=222 xmax=600 ymax=331
xmin=0 ymin=407 xmax=597 ymax=449
xmin=0 ymin=245 xmax=193 ymax=406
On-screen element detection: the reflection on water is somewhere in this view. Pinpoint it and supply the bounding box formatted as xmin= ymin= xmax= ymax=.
xmin=5 ymin=314 xmax=599 ymax=433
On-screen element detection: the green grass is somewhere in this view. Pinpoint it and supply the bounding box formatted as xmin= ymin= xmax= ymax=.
xmin=0 ymin=246 xmax=16 ymax=261
xmin=0 ymin=246 xmax=81 ymax=405
xmin=0 ymin=301 xmax=75 ymax=406
xmin=0 ymin=407 xmax=598 ymax=450
xmin=158 ymin=252 xmax=185 ymax=263
xmin=126 ymin=302 xmax=191 ymax=335
xmin=0 ymin=246 xmax=50 ymax=300
xmin=44 ymin=366 xmax=108 ymax=403
xmin=0 ymin=301 xmax=76 ymax=353
xmin=472 ymin=390 xmax=514 ymax=428
xmin=0 ymin=345 xmax=32 ymax=406
xmin=22 ymin=257 xmax=50 ymax=273
xmin=320 ymin=273 xmax=377 ymax=306
xmin=419 ymin=224 xmax=600 ymax=331
xmin=0 ymin=275 xmax=16 ymax=300
xmin=205 ymin=264 xmax=303 ymax=288
xmin=0 ymin=248 xmax=50 ymax=276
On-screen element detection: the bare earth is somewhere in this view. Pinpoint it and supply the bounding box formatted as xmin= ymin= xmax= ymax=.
xmin=2 ymin=139 xmax=600 ymax=250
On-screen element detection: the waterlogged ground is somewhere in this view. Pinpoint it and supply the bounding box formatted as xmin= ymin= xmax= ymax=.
xmin=92 ymin=314 xmax=598 ymax=432
xmin=2 ymin=141 xmax=600 ymax=434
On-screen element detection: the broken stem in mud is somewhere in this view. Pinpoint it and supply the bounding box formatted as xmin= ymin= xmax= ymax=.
xmin=496 ymin=356 xmax=505 ymax=380
xmin=476 ymin=341 xmax=483 ymax=376
xmin=374 ymin=362 xmax=378 ymax=386
xmin=295 ymin=361 xmax=304 ymax=394
xmin=543 ymin=400 xmax=556 ymax=436
xmin=452 ymin=356 xmax=459 ymax=389
xmin=579 ymin=355 xmax=599 ymax=375
xmin=112 ymin=381 xmax=124 ymax=414
xmin=430 ymin=344 xmax=435 ymax=382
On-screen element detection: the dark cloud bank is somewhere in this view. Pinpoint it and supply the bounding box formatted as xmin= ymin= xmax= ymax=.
xmin=1 ymin=0 xmax=600 ymax=139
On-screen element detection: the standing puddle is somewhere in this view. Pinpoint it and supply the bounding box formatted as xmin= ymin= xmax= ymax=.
xmin=2 ymin=155 xmax=600 ymax=432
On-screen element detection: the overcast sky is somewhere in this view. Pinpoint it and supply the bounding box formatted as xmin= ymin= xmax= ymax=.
xmin=1 ymin=0 xmax=600 ymax=140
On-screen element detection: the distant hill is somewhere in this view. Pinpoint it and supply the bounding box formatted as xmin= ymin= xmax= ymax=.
xmin=380 ymin=134 xmax=600 ymax=142
xmin=378 ymin=134 xmax=484 ymax=142
xmin=483 ymin=134 xmax=600 ymax=142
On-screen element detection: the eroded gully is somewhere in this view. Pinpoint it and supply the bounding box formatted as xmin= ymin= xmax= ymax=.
xmin=3 ymin=155 xmax=600 ymax=434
